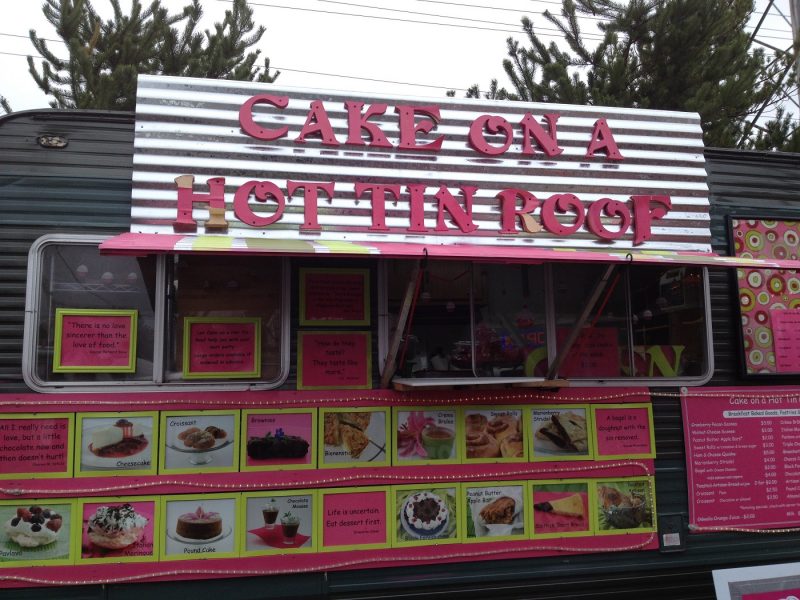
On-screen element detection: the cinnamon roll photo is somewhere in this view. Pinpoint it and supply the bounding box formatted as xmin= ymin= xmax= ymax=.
xmin=462 ymin=409 xmax=525 ymax=461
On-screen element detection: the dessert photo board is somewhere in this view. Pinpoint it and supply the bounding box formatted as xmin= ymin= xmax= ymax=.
xmin=53 ymin=308 xmax=138 ymax=373
xmin=297 ymin=331 xmax=372 ymax=390
xmin=318 ymin=487 xmax=390 ymax=551
xmin=683 ymin=387 xmax=800 ymax=531
xmin=182 ymin=317 xmax=261 ymax=379
xmin=160 ymin=493 xmax=239 ymax=561
xmin=74 ymin=412 xmax=158 ymax=477
xmin=530 ymin=405 xmax=593 ymax=461
xmin=159 ymin=410 xmax=239 ymax=474
xmin=530 ymin=480 xmax=592 ymax=538
xmin=76 ymin=496 xmax=159 ymax=564
xmin=462 ymin=482 xmax=528 ymax=542
xmin=241 ymin=490 xmax=317 ymax=555
xmin=394 ymin=407 xmax=461 ymax=465
xmin=299 ymin=268 xmax=370 ymax=326
xmin=0 ymin=499 xmax=76 ymax=567
xmin=591 ymin=404 xmax=655 ymax=459
xmin=0 ymin=476 xmax=657 ymax=571
xmin=392 ymin=484 xmax=461 ymax=547
xmin=241 ymin=409 xmax=316 ymax=471
xmin=319 ymin=407 xmax=389 ymax=468
xmin=0 ymin=413 xmax=74 ymax=479
xmin=731 ymin=218 xmax=800 ymax=375
xmin=461 ymin=407 xmax=527 ymax=463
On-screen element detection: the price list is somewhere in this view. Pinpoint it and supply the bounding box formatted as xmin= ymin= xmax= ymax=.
xmin=682 ymin=388 xmax=800 ymax=530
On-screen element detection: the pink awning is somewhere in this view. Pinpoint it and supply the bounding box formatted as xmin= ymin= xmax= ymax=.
xmin=99 ymin=232 xmax=800 ymax=270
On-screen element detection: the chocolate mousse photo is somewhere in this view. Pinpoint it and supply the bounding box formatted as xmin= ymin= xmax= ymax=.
xmin=161 ymin=494 xmax=238 ymax=560
xmin=75 ymin=412 xmax=158 ymax=476
xmin=242 ymin=492 xmax=315 ymax=555
xmin=394 ymin=408 xmax=459 ymax=465
xmin=0 ymin=500 xmax=75 ymax=566
xmin=393 ymin=485 xmax=459 ymax=546
xmin=77 ymin=498 xmax=159 ymax=563
xmin=160 ymin=410 xmax=238 ymax=473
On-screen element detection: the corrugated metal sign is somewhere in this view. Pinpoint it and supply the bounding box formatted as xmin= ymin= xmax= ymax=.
xmin=130 ymin=75 xmax=710 ymax=252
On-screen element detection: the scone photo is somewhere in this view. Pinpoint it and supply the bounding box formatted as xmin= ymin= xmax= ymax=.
xmin=318 ymin=408 xmax=389 ymax=467
xmin=77 ymin=498 xmax=159 ymax=563
xmin=0 ymin=500 xmax=75 ymax=566
xmin=160 ymin=494 xmax=238 ymax=560
xmin=461 ymin=408 xmax=526 ymax=463
xmin=159 ymin=410 xmax=238 ymax=473
xmin=463 ymin=483 xmax=527 ymax=541
xmin=531 ymin=406 xmax=593 ymax=461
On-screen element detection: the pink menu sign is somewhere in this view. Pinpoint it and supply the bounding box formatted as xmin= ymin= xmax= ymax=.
xmin=683 ymin=387 xmax=800 ymax=530
xmin=772 ymin=309 xmax=800 ymax=373
xmin=744 ymin=592 xmax=800 ymax=600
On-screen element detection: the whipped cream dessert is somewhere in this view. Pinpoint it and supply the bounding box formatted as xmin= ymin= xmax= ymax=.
xmin=87 ymin=504 xmax=147 ymax=550
xmin=4 ymin=505 xmax=63 ymax=548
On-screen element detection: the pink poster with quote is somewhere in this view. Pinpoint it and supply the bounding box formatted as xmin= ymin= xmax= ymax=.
xmin=321 ymin=489 xmax=388 ymax=549
xmin=57 ymin=312 xmax=135 ymax=370
xmin=298 ymin=332 xmax=371 ymax=389
xmin=593 ymin=405 xmax=654 ymax=457
xmin=0 ymin=415 xmax=72 ymax=476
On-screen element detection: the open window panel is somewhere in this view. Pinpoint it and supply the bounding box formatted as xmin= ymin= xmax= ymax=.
xmin=23 ymin=235 xmax=289 ymax=391
xmin=382 ymin=259 xmax=713 ymax=389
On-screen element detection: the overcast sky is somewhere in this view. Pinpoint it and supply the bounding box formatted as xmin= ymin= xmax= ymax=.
xmin=0 ymin=0 xmax=796 ymax=115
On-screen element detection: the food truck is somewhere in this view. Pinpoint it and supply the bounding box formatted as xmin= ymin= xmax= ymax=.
xmin=1 ymin=75 xmax=799 ymax=598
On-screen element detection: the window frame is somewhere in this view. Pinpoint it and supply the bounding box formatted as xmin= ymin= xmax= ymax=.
xmin=23 ymin=234 xmax=290 ymax=392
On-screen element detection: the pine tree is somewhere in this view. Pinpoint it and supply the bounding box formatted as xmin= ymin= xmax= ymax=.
xmin=472 ymin=0 xmax=798 ymax=150
xmin=26 ymin=0 xmax=279 ymax=111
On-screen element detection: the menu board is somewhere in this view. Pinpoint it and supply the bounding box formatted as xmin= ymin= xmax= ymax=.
xmin=683 ymin=387 xmax=800 ymax=530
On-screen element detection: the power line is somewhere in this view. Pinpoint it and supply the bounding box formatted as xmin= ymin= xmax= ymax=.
xmin=0 ymin=49 xmax=474 ymax=92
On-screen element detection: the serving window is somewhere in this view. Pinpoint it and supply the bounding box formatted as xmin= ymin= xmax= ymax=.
xmin=23 ymin=236 xmax=288 ymax=391
xmin=383 ymin=260 xmax=711 ymax=386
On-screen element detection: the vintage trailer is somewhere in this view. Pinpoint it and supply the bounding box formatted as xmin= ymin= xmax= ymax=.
xmin=1 ymin=76 xmax=800 ymax=599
